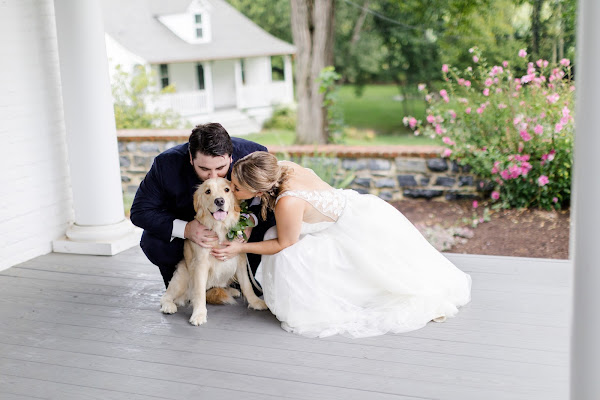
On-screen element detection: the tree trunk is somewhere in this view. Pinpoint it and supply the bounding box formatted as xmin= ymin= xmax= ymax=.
xmin=531 ymin=0 xmax=542 ymax=59
xmin=350 ymin=1 xmax=370 ymax=47
xmin=290 ymin=0 xmax=335 ymax=144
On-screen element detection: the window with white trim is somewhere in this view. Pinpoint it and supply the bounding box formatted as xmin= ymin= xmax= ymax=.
xmin=196 ymin=64 xmax=205 ymax=90
xmin=159 ymin=64 xmax=169 ymax=89
xmin=194 ymin=13 xmax=204 ymax=39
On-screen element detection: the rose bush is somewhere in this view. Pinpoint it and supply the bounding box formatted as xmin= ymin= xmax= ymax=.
xmin=404 ymin=48 xmax=574 ymax=210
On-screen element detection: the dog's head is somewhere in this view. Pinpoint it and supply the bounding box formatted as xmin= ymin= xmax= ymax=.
xmin=193 ymin=177 xmax=241 ymax=232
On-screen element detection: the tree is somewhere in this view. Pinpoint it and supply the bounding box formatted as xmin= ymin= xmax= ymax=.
xmin=290 ymin=0 xmax=336 ymax=144
xmin=226 ymin=0 xmax=292 ymax=43
xmin=111 ymin=65 xmax=187 ymax=129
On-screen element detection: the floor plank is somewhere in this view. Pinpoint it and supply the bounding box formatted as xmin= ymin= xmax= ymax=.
xmin=0 ymin=247 xmax=571 ymax=400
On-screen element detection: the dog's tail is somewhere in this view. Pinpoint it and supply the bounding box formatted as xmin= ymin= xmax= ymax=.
xmin=206 ymin=287 xmax=236 ymax=305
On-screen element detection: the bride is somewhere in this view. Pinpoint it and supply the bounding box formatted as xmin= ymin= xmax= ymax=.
xmin=212 ymin=152 xmax=471 ymax=338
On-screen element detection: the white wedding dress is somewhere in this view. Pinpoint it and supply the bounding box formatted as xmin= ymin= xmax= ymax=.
xmin=255 ymin=188 xmax=472 ymax=338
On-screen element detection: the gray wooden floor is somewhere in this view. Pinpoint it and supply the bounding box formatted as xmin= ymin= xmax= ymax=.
xmin=0 ymin=247 xmax=571 ymax=400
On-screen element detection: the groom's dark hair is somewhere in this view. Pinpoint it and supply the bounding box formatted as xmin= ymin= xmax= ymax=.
xmin=189 ymin=123 xmax=233 ymax=159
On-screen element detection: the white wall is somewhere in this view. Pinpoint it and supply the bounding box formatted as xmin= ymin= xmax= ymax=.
xmin=0 ymin=0 xmax=73 ymax=271
xmin=212 ymin=59 xmax=236 ymax=109
xmin=244 ymin=57 xmax=270 ymax=85
xmin=169 ymin=62 xmax=198 ymax=92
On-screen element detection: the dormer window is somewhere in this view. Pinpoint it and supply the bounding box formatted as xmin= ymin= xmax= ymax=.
xmin=194 ymin=14 xmax=203 ymax=39
xmin=157 ymin=2 xmax=212 ymax=44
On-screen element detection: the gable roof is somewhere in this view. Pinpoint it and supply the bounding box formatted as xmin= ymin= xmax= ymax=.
xmin=101 ymin=0 xmax=295 ymax=64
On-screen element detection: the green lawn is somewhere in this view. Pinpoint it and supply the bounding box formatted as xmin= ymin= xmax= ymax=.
xmin=338 ymin=84 xmax=427 ymax=135
xmin=238 ymin=84 xmax=433 ymax=146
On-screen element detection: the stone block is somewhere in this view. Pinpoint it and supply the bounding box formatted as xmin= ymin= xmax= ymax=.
xmin=368 ymin=159 xmax=391 ymax=171
xmin=403 ymin=189 xmax=444 ymax=199
xmin=427 ymin=158 xmax=448 ymax=172
xmin=119 ymin=156 xmax=131 ymax=168
xmin=375 ymin=178 xmax=396 ymax=188
xmin=134 ymin=155 xmax=151 ymax=167
xmin=126 ymin=142 xmax=137 ymax=152
xmin=342 ymin=158 xmax=368 ymax=171
xmin=352 ymin=177 xmax=372 ymax=187
xmin=165 ymin=141 xmax=179 ymax=150
xmin=445 ymin=190 xmax=478 ymax=201
xmin=396 ymin=158 xmax=428 ymax=173
xmin=378 ymin=191 xmax=393 ymax=201
xmin=353 ymin=188 xmax=370 ymax=195
xmin=140 ymin=142 xmax=161 ymax=153
xmin=476 ymin=180 xmax=495 ymax=192
xmin=121 ymin=175 xmax=131 ymax=183
xmin=435 ymin=176 xmax=456 ymax=187
xmin=397 ymin=175 xmax=418 ymax=187
xmin=458 ymin=176 xmax=474 ymax=187
xmin=451 ymin=161 xmax=460 ymax=173
xmin=419 ymin=176 xmax=430 ymax=186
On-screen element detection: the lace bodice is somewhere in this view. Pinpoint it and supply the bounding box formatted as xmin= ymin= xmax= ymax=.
xmin=276 ymin=189 xmax=346 ymax=222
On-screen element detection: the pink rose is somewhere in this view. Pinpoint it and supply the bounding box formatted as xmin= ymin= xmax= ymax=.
xmin=534 ymin=125 xmax=544 ymax=135
xmin=472 ymin=201 xmax=479 ymax=209
xmin=537 ymin=175 xmax=549 ymax=186
xmin=518 ymin=49 xmax=527 ymax=58
xmin=560 ymin=59 xmax=570 ymax=67
xmin=491 ymin=191 xmax=500 ymax=200
xmin=442 ymin=64 xmax=449 ymax=73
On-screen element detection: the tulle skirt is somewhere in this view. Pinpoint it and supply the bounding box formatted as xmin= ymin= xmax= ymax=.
xmin=255 ymin=190 xmax=472 ymax=338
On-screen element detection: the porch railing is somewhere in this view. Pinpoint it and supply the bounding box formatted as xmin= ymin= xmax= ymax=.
xmin=149 ymin=90 xmax=210 ymax=116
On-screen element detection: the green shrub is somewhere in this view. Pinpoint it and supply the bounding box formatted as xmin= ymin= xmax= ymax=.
xmin=404 ymin=47 xmax=574 ymax=210
xmin=262 ymin=106 xmax=297 ymax=131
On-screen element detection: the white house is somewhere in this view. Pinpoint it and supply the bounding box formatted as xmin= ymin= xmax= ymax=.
xmin=102 ymin=0 xmax=296 ymax=133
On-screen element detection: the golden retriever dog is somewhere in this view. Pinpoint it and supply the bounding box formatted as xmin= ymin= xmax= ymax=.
xmin=160 ymin=177 xmax=267 ymax=326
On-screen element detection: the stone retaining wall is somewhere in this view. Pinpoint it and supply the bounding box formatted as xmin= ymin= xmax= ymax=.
xmin=117 ymin=130 xmax=485 ymax=201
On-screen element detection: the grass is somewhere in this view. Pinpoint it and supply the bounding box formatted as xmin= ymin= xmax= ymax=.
xmin=338 ymin=84 xmax=427 ymax=135
xmin=238 ymin=84 xmax=434 ymax=147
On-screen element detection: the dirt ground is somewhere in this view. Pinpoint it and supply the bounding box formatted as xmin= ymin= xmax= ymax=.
xmin=391 ymin=199 xmax=570 ymax=260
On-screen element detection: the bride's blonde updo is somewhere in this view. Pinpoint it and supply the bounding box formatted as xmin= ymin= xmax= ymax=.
xmin=232 ymin=152 xmax=291 ymax=220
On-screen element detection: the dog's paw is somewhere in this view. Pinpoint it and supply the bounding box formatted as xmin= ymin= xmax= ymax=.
xmin=174 ymin=296 xmax=188 ymax=307
xmin=226 ymin=287 xmax=241 ymax=298
xmin=433 ymin=316 xmax=447 ymax=323
xmin=248 ymin=299 xmax=268 ymax=311
xmin=189 ymin=311 xmax=207 ymax=326
xmin=160 ymin=301 xmax=177 ymax=314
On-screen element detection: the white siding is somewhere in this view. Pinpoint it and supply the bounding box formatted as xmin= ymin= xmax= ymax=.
xmin=244 ymin=57 xmax=270 ymax=85
xmin=0 ymin=0 xmax=73 ymax=271
xmin=169 ymin=62 xmax=198 ymax=92
xmin=212 ymin=59 xmax=236 ymax=109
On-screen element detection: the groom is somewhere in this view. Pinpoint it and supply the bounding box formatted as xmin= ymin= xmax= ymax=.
xmin=130 ymin=123 xmax=275 ymax=289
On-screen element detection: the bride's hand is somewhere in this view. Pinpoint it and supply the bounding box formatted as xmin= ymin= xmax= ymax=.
xmin=211 ymin=241 xmax=244 ymax=261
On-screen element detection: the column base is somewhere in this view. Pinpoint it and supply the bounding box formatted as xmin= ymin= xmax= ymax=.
xmin=53 ymin=219 xmax=142 ymax=256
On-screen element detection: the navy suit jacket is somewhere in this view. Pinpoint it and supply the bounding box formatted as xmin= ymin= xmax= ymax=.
xmin=130 ymin=137 xmax=269 ymax=243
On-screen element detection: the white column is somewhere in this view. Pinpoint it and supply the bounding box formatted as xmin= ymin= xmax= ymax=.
xmin=571 ymin=0 xmax=600 ymax=398
xmin=204 ymin=62 xmax=215 ymax=112
xmin=234 ymin=59 xmax=244 ymax=108
xmin=284 ymin=55 xmax=294 ymax=103
xmin=52 ymin=0 xmax=140 ymax=255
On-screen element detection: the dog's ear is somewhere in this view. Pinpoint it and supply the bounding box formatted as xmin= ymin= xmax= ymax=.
xmin=193 ymin=190 xmax=204 ymax=217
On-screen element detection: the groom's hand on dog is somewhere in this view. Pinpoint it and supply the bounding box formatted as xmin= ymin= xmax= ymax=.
xmin=185 ymin=219 xmax=218 ymax=248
